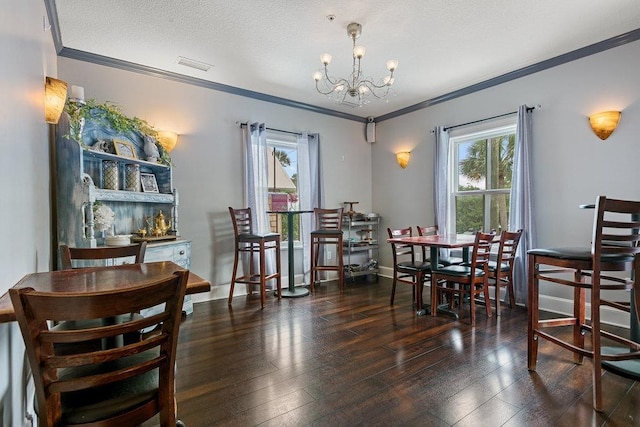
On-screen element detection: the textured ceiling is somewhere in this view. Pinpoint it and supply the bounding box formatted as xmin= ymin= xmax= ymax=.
xmin=54 ymin=0 xmax=640 ymax=119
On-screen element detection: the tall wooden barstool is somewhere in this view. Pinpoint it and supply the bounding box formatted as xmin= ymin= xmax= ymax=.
xmin=528 ymin=196 xmax=640 ymax=411
xmin=228 ymin=207 xmax=282 ymax=308
xmin=310 ymin=208 xmax=344 ymax=292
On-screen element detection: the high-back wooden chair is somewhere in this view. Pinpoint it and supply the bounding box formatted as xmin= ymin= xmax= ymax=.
xmin=528 ymin=196 xmax=640 ymax=411
xmin=310 ymin=208 xmax=344 ymax=292
xmin=228 ymin=207 xmax=281 ymax=308
xmin=416 ymin=225 xmax=463 ymax=266
xmin=387 ymin=227 xmax=432 ymax=311
xmin=10 ymin=270 xmax=189 ymax=426
xmin=487 ymin=229 xmax=522 ymax=314
xmin=431 ymin=231 xmax=496 ymax=325
xmin=59 ymin=242 xmax=147 ymax=270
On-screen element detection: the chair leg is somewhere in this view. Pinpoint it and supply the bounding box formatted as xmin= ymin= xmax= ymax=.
xmin=573 ymin=273 xmax=586 ymax=364
xmin=469 ymin=287 xmax=476 ymax=326
xmin=337 ymin=238 xmax=344 ymax=292
xmin=415 ymin=271 xmax=424 ymax=313
xmin=259 ymin=243 xmax=266 ymax=309
xmin=310 ymin=238 xmax=316 ymax=292
xmin=483 ymin=279 xmax=492 ymax=318
xmin=275 ymin=240 xmax=282 ymax=300
xmin=506 ymin=273 xmax=516 ymax=309
xmin=390 ymin=276 xmax=397 ymax=305
xmin=494 ymin=273 xmax=502 ymax=315
xmin=229 ymin=245 xmax=239 ymax=306
xmin=591 ymin=286 xmax=603 ymax=412
xmin=527 ymin=254 xmax=539 ymax=371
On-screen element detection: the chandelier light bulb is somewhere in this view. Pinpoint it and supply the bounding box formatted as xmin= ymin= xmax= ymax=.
xmin=312 ymin=71 xmax=323 ymax=81
xmin=386 ymin=60 xmax=399 ymax=72
xmin=320 ymin=53 xmax=332 ymax=65
xmin=335 ymin=84 xmax=345 ymax=92
xmin=353 ymin=45 xmax=366 ymax=59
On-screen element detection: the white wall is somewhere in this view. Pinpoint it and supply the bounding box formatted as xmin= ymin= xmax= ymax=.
xmin=0 ymin=1 xmax=58 ymax=425
xmin=374 ymin=40 xmax=640 ymax=324
xmin=57 ymin=58 xmax=373 ymax=301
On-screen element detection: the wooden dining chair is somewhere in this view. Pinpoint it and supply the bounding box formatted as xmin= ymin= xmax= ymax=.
xmin=10 ymin=270 xmax=189 ymax=426
xmin=59 ymin=242 xmax=147 ymax=270
xmin=387 ymin=227 xmax=432 ymax=311
xmin=58 ymin=242 xmax=150 ymax=344
xmin=431 ymin=231 xmax=495 ymax=325
xmin=416 ymin=225 xmax=463 ymax=266
xmin=528 ymin=196 xmax=640 ymax=411
xmin=228 ymin=207 xmax=282 ymax=308
xmin=310 ymin=208 xmax=344 ymax=292
xmin=487 ymin=229 xmax=522 ymax=314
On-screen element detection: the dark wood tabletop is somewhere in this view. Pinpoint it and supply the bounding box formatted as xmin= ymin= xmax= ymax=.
xmin=387 ymin=234 xmax=477 ymax=248
xmin=0 ymin=261 xmax=211 ymax=323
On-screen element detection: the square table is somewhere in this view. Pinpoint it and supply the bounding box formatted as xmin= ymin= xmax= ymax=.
xmin=0 ymin=261 xmax=211 ymax=324
xmin=386 ymin=234 xmax=477 ymax=316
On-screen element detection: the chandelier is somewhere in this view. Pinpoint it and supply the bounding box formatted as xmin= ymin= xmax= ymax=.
xmin=313 ymin=22 xmax=398 ymax=107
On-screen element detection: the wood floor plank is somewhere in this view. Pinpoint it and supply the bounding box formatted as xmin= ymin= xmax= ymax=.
xmin=160 ymin=277 xmax=640 ymax=426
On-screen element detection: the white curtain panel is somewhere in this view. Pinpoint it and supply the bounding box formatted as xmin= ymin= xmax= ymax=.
xmin=242 ymin=122 xmax=276 ymax=280
xmin=509 ymin=105 xmax=536 ymax=305
xmin=297 ymin=132 xmax=323 ymax=284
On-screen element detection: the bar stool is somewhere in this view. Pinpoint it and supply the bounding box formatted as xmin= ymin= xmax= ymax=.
xmin=527 ymin=196 xmax=640 ymax=411
xmin=228 ymin=207 xmax=282 ymax=308
xmin=310 ymin=208 xmax=344 ymax=292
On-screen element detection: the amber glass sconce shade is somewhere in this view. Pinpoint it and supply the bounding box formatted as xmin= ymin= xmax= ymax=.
xmin=589 ymin=111 xmax=621 ymax=140
xmin=396 ymin=151 xmax=411 ymax=169
xmin=156 ymin=130 xmax=178 ymax=152
xmin=45 ymin=77 xmax=68 ymax=124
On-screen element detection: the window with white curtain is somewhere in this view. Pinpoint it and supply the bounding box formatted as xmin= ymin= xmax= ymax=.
xmin=448 ymin=120 xmax=516 ymax=235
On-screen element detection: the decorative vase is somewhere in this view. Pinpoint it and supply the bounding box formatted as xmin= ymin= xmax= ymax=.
xmin=102 ymin=160 xmax=119 ymax=190
xmin=125 ymin=164 xmax=141 ymax=191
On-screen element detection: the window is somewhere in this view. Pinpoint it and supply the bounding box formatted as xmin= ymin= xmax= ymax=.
xmin=449 ymin=122 xmax=516 ymax=235
xmin=266 ymin=137 xmax=300 ymax=241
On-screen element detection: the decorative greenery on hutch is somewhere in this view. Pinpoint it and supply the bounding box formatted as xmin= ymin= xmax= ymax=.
xmin=64 ymin=99 xmax=172 ymax=166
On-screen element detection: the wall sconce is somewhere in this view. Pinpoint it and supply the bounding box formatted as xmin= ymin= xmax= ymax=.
xmin=588 ymin=111 xmax=621 ymax=140
xmin=45 ymin=77 xmax=68 ymax=124
xmin=156 ymin=130 xmax=178 ymax=152
xmin=396 ymin=151 xmax=411 ymax=169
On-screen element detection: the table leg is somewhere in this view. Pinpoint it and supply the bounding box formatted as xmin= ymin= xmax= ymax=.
xmin=280 ymin=212 xmax=309 ymax=298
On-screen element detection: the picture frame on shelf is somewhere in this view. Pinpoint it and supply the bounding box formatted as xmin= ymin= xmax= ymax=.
xmin=113 ymin=139 xmax=137 ymax=159
xmin=140 ymin=173 xmax=159 ymax=193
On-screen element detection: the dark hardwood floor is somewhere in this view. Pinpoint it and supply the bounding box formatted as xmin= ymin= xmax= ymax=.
xmin=168 ymin=277 xmax=640 ymax=426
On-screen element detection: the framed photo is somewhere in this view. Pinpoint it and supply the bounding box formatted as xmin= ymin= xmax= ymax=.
xmin=113 ymin=139 xmax=137 ymax=159
xmin=140 ymin=173 xmax=159 ymax=193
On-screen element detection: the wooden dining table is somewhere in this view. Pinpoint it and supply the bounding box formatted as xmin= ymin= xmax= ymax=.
xmin=0 ymin=261 xmax=211 ymax=324
xmin=386 ymin=234 xmax=477 ymax=316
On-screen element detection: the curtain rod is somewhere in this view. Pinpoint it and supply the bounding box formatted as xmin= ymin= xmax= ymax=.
xmin=237 ymin=122 xmax=301 ymax=136
xmin=443 ymin=105 xmax=539 ymax=132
